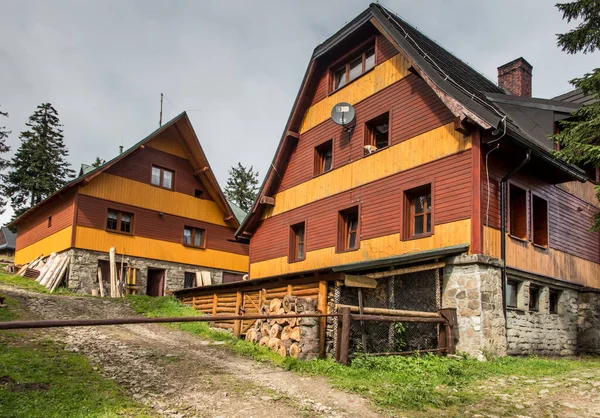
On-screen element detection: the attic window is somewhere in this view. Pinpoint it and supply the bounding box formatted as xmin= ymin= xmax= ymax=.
xmin=151 ymin=166 xmax=174 ymax=190
xmin=332 ymin=46 xmax=375 ymax=91
xmin=364 ymin=112 xmax=389 ymax=154
xmin=194 ymin=189 xmax=204 ymax=199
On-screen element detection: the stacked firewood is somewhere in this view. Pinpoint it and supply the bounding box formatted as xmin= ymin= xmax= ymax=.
xmin=245 ymin=295 xmax=317 ymax=358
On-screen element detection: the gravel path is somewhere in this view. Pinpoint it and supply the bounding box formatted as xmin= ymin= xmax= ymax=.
xmin=1 ymin=285 xmax=382 ymax=418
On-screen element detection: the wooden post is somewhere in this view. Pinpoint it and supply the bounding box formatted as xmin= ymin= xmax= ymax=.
xmin=358 ymin=288 xmax=367 ymax=352
xmin=438 ymin=323 xmax=447 ymax=355
xmin=97 ymin=267 xmax=104 ymax=297
xmin=109 ymin=247 xmax=116 ymax=298
xmin=317 ymin=281 xmax=328 ymax=358
xmin=233 ymin=291 xmax=243 ymax=337
xmin=339 ymin=307 xmax=352 ymax=365
xmin=438 ymin=308 xmax=457 ymax=355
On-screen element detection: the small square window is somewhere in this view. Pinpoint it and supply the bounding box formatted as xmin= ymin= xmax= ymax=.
xmin=404 ymin=184 xmax=432 ymax=238
xmin=364 ymin=112 xmax=389 ymax=154
xmin=183 ymin=226 xmax=205 ymax=248
xmin=506 ymin=280 xmax=519 ymax=308
xmin=314 ymin=140 xmax=333 ymax=176
xmin=338 ymin=206 xmax=359 ymax=252
xmin=509 ymin=184 xmax=527 ymax=240
xmin=549 ymin=289 xmax=560 ymax=314
xmin=529 ymin=286 xmax=539 ymax=311
xmin=194 ymin=189 xmax=204 ymax=199
xmin=532 ymin=194 xmax=548 ymax=247
xmin=289 ymin=222 xmax=306 ymax=262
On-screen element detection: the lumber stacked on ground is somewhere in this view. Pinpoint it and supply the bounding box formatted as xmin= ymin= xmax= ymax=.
xmin=23 ymin=253 xmax=72 ymax=292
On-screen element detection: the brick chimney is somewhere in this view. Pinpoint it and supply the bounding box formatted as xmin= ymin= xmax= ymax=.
xmin=497 ymin=57 xmax=533 ymax=97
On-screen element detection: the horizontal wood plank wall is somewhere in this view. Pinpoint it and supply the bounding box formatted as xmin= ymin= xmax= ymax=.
xmin=557 ymin=181 xmax=599 ymax=208
xmin=14 ymin=227 xmax=73 ymax=265
xmin=145 ymin=126 xmax=189 ymax=159
xmin=251 ymin=219 xmax=470 ymax=279
xmin=74 ymin=226 xmax=248 ymax=272
xmin=105 ymin=146 xmax=212 ymax=200
xmin=266 ymin=123 xmax=470 ymax=219
xmin=253 ymin=151 xmax=472 ymax=264
xmin=376 ymin=33 xmax=398 ymax=65
xmin=76 ymin=195 xmax=248 ymax=256
xmin=484 ymin=226 xmax=600 ymax=289
xmin=482 ymin=154 xmax=600 ymax=263
xmin=15 ymin=190 xmax=75 ymax=250
xmin=279 ymin=74 xmax=456 ymax=193
xmin=78 ymin=173 xmax=229 ymax=227
xmin=299 ymin=54 xmax=411 ymax=134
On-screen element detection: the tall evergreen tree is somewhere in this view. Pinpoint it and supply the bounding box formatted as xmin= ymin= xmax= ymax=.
xmin=224 ymin=162 xmax=259 ymax=212
xmin=1 ymin=103 xmax=75 ymax=216
xmin=553 ymin=0 xmax=600 ymax=230
xmin=91 ymin=156 xmax=105 ymax=168
xmin=0 ymin=107 xmax=11 ymax=215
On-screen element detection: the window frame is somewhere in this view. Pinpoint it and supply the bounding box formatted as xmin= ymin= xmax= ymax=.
xmin=106 ymin=209 xmax=134 ymax=235
xmin=314 ymin=140 xmax=333 ymax=176
xmin=183 ymin=226 xmax=206 ymax=249
xmin=506 ymin=279 xmax=519 ymax=309
xmin=531 ymin=192 xmax=549 ymax=249
xmin=288 ymin=221 xmax=307 ymax=263
xmin=337 ymin=205 xmax=360 ymax=253
xmin=183 ymin=272 xmax=196 ymax=289
xmin=364 ymin=112 xmax=390 ymax=154
xmin=549 ymin=288 xmax=560 ymax=314
xmin=194 ymin=189 xmax=205 ymax=199
xmin=403 ymin=182 xmax=434 ymax=240
xmin=508 ymin=182 xmax=529 ymax=242
xmin=151 ymin=165 xmax=175 ymax=190
xmin=329 ymin=38 xmax=377 ymax=93
xmin=529 ymin=285 xmax=540 ymax=312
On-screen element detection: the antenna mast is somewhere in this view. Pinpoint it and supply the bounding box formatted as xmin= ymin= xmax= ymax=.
xmin=159 ymin=93 xmax=163 ymax=127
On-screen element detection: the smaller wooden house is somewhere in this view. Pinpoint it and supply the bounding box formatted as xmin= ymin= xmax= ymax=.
xmin=10 ymin=112 xmax=249 ymax=295
xmin=0 ymin=226 xmax=16 ymax=258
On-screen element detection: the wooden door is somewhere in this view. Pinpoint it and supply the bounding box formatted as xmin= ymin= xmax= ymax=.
xmin=147 ymin=268 xmax=165 ymax=296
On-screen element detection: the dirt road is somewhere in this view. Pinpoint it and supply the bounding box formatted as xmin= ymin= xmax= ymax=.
xmin=2 ymin=286 xmax=382 ymax=418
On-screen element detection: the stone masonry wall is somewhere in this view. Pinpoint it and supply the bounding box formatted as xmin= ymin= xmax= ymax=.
xmin=65 ymin=248 xmax=224 ymax=295
xmin=443 ymin=255 xmax=506 ymax=360
xmin=577 ymin=290 xmax=600 ymax=355
xmin=506 ymin=277 xmax=578 ymax=356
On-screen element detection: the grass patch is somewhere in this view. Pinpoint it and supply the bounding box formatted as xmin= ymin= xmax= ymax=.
xmin=0 ymin=273 xmax=74 ymax=295
xmin=127 ymin=295 xmax=600 ymax=413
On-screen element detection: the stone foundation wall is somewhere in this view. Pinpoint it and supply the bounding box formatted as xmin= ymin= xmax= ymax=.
xmin=65 ymin=248 xmax=227 ymax=295
xmin=505 ymin=278 xmax=578 ymax=356
xmin=577 ymin=289 xmax=600 ymax=355
xmin=442 ymin=255 xmax=506 ymax=359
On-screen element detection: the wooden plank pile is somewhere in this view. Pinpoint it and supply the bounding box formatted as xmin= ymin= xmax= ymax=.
xmin=28 ymin=252 xmax=72 ymax=292
xmin=245 ymin=295 xmax=317 ymax=358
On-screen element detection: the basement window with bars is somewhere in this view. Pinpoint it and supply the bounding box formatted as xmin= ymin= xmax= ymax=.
xmin=404 ymin=184 xmax=432 ymax=238
xmin=183 ymin=226 xmax=205 ymax=248
xmin=509 ymin=184 xmax=527 ymax=240
xmin=314 ymin=140 xmax=333 ymax=176
xmin=151 ymin=165 xmax=174 ymax=190
xmin=289 ymin=222 xmax=306 ymax=262
xmin=364 ymin=112 xmax=389 ymax=154
xmin=531 ymin=194 xmax=549 ymax=247
xmin=106 ymin=210 xmax=133 ymax=234
xmin=338 ymin=206 xmax=359 ymax=252
xmin=332 ymin=45 xmax=375 ymax=91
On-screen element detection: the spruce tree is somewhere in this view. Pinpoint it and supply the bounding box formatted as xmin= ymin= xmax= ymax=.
xmin=0 ymin=107 xmax=11 ymax=215
xmin=224 ymin=162 xmax=259 ymax=212
xmin=91 ymin=156 xmax=105 ymax=168
xmin=1 ymin=103 xmax=75 ymax=216
xmin=553 ymin=0 xmax=600 ymax=230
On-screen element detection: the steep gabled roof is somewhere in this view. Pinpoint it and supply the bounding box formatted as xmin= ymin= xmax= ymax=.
xmin=236 ymin=3 xmax=587 ymax=238
xmin=554 ymin=88 xmax=598 ymax=106
xmin=10 ymin=112 xmax=240 ymax=229
xmin=0 ymin=226 xmax=16 ymax=251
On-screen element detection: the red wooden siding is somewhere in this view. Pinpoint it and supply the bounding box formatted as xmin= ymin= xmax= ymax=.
xmin=76 ymin=195 xmax=248 ymax=256
xmin=482 ymin=152 xmax=600 ymax=263
xmin=251 ymin=151 xmax=471 ymax=263
xmin=16 ymin=190 xmax=75 ymax=249
xmin=105 ymin=146 xmax=212 ymax=200
xmin=279 ymin=74 xmax=455 ymax=192
xmin=376 ymin=34 xmax=397 ymax=65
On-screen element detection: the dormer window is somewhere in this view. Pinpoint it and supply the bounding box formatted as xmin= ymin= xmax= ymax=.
xmin=332 ymin=46 xmax=375 ymax=91
xmin=151 ymin=166 xmax=174 ymax=190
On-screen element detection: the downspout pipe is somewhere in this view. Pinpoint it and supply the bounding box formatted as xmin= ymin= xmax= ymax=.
xmin=500 ymin=148 xmax=532 ymax=325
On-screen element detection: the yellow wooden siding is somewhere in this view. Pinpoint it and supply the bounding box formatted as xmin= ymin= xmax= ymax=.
xmin=557 ymin=181 xmax=599 ymax=208
xmin=250 ymin=219 xmax=470 ymax=279
xmin=483 ymin=226 xmax=600 ymax=289
xmin=78 ymin=173 xmax=228 ymax=227
xmin=74 ymin=226 xmax=248 ymax=272
xmin=14 ymin=227 xmax=73 ymax=265
xmin=146 ymin=133 xmax=189 ymax=159
xmin=300 ymin=54 xmax=411 ymax=134
xmin=264 ymin=123 xmax=471 ymax=219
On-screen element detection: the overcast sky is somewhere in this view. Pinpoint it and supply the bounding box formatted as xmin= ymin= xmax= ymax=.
xmin=1 ymin=0 xmax=597 ymax=225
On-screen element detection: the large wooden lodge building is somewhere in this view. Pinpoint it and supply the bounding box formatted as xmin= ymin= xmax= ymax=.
xmin=175 ymin=4 xmax=600 ymax=358
xmin=11 ymin=113 xmax=249 ymax=296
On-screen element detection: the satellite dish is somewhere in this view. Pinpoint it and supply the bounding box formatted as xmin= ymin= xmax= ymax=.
xmin=331 ymin=102 xmax=355 ymax=127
